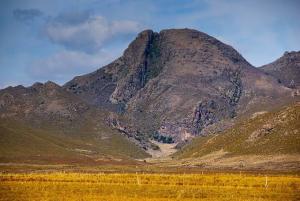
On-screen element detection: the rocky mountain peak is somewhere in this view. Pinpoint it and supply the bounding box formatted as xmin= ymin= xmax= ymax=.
xmin=63 ymin=28 xmax=296 ymax=147
xmin=283 ymin=50 xmax=300 ymax=57
xmin=158 ymin=28 xmax=249 ymax=66
xmin=32 ymin=82 xmax=44 ymax=88
xmin=109 ymin=28 xmax=253 ymax=105
xmin=31 ymin=81 xmax=60 ymax=91
xmin=44 ymin=81 xmax=60 ymax=89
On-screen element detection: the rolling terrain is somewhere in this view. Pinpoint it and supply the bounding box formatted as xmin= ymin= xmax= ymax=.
xmin=170 ymin=102 xmax=300 ymax=171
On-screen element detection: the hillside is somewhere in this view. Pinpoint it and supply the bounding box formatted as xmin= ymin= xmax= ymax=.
xmin=0 ymin=82 xmax=149 ymax=163
xmin=175 ymin=102 xmax=300 ymax=159
xmin=260 ymin=51 xmax=300 ymax=88
xmin=0 ymin=119 xmax=148 ymax=164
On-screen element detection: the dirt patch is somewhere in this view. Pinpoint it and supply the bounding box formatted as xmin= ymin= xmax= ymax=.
xmin=146 ymin=140 xmax=178 ymax=159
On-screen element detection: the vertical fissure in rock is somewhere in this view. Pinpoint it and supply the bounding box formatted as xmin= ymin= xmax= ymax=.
xmin=192 ymin=100 xmax=217 ymax=135
xmin=139 ymin=33 xmax=161 ymax=88
xmin=228 ymin=69 xmax=243 ymax=107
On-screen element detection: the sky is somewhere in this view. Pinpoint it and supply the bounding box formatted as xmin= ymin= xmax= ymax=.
xmin=0 ymin=0 xmax=299 ymax=88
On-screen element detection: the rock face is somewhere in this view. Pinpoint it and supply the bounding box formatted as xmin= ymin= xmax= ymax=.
xmin=63 ymin=30 xmax=161 ymax=112
xmin=65 ymin=28 xmax=294 ymax=147
xmin=260 ymin=51 xmax=300 ymax=88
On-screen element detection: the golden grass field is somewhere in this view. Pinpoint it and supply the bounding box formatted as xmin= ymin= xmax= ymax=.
xmin=0 ymin=172 xmax=299 ymax=201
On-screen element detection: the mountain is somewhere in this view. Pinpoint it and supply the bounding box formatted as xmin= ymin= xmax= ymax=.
xmin=65 ymin=29 xmax=296 ymax=147
xmin=0 ymin=81 xmax=149 ymax=163
xmin=1 ymin=28 xmax=299 ymax=162
xmin=173 ymin=102 xmax=300 ymax=170
xmin=260 ymin=51 xmax=300 ymax=89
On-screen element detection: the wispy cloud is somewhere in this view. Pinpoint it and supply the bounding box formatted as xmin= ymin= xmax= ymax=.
xmin=3 ymin=0 xmax=299 ymax=87
xmin=13 ymin=8 xmax=43 ymax=24
xmin=44 ymin=11 xmax=143 ymax=53
xmin=11 ymin=9 xmax=144 ymax=84
xmin=28 ymin=50 xmax=119 ymax=83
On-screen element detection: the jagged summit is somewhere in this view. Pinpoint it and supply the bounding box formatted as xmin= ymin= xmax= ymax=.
xmin=31 ymin=81 xmax=60 ymax=90
xmin=44 ymin=80 xmax=60 ymax=87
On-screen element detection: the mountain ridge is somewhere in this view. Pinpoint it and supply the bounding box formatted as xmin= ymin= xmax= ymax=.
xmin=1 ymin=28 xmax=299 ymax=163
xmin=0 ymin=80 xmax=150 ymax=163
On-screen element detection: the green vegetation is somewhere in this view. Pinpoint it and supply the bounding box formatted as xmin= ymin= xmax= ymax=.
xmin=153 ymin=132 xmax=174 ymax=144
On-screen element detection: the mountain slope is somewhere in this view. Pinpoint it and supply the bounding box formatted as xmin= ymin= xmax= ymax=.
xmin=0 ymin=82 xmax=149 ymax=163
xmin=65 ymin=29 xmax=295 ymax=147
xmin=0 ymin=118 xmax=148 ymax=164
xmin=175 ymin=102 xmax=300 ymax=159
xmin=260 ymin=51 xmax=300 ymax=88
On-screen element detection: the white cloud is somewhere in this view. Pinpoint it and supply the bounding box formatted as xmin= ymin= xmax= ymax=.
xmin=44 ymin=12 xmax=142 ymax=53
xmin=17 ymin=10 xmax=144 ymax=85
xmin=28 ymin=50 xmax=119 ymax=84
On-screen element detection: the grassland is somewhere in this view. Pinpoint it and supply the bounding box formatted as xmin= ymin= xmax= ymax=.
xmin=0 ymin=117 xmax=148 ymax=164
xmin=175 ymin=102 xmax=300 ymax=159
xmin=0 ymin=172 xmax=299 ymax=201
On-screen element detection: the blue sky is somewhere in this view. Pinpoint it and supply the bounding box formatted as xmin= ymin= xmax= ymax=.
xmin=0 ymin=0 xmax=299 ymax=88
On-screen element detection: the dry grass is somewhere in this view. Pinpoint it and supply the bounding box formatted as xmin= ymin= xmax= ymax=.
xmin=0 ymin=172 xmax=299 ymax=201
xmin=175 ymin=102 xmax=300 ymax=159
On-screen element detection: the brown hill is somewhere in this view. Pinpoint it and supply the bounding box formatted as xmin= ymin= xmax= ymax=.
xmin=0 ymin=81 xmax=149 ymax=163
xmin=260 ymin=51 xmax=300 ymax=89
xmin=0 ymin=81 xmax=88 ymax=129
